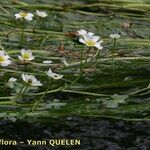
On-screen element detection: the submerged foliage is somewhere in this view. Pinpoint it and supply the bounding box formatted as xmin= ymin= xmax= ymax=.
xmin=0 ymin=0 xmax=150 ymax=122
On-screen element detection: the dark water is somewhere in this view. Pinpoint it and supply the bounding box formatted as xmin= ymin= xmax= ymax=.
xmin=0 ymin=117 xmax=150 ymax=150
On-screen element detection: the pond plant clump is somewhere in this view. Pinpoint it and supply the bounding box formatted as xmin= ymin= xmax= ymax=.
xmin=0 ymin=0 xmax=150 ymax=125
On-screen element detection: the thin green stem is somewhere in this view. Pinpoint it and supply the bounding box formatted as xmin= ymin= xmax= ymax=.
xmin=33 ymin=17 xmax=40 ymax=32
xmin=65 ymin=47 xmax=90 ymax=89
xmin=14 ymin=85 xmax=25 ymax=102
xmin=112 ymin=38 xmax=116 ymax=62
xmin=32 ymin=79 xmax=52 ymax=112
xmin=111 ymin=39 xmax=117 ymax=81
xmin=62 ymin=89 xmax=110 ymax=97
xmin=20 ymin=19 xmax=25 ymax=48
xmin=24 ymin=63 xmax=28 ymax=70
xmin=34 ymin=87 xmax=63 ymax=96
xmin=128 ymin=85 xmax=150 ymax=96
xmin=22 ymin=84 xmax=30 ymax=94
xmin=79 ymin=47 xmax=84 ymax=76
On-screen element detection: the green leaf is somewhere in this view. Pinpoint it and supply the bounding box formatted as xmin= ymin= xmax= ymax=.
xmin=111 ymin=94 xmax=128 ymax=104
xmin=103 ymin=100 xmax=119 ymax=109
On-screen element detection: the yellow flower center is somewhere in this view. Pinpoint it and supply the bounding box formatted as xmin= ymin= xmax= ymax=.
xmin=20 ymin=12 xmax=28 ymax=17
xmin=0 ymin=56 xmax=5 ymax=63
xmin=85 ymin=40 xmax=96 ymax=47
xmin=23 ymin=53 xmax=30 ymax=59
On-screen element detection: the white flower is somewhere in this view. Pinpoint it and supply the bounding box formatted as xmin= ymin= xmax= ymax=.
xmin=8 ymin=77 xmax=17 ymax=82
xmin=79 ymin=33 xmax=103 ymax=50
xmin=15 ymin=12 xmax=34 ymax=21
xmin=77 ymin=29 xmax=87 ymax=36
xmin=110 ymin=34 xmax=121 ymax=39
xmin=21 ymin=73 xmax=42 ymax=86
xmin=46 ymin=68 xmax=63 ymax=80
xmin=18 ymin=49 xmax=35 ymax=62
xmin=36 ymin=10 xmax=47 ymax=18
xmin=43 ymin=60 xmax=52 ymax=64
xmin=8 ymin=77 xmax=17 ymax=88
xmin=77 ymin=29 xmax=94 ymax=37
xmin=0 ymin=51 xmax=11 ymax=67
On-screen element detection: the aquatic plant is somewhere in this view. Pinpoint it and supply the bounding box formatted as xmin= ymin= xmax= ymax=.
xmin=0 ymin=0 xmax=149 ymax=122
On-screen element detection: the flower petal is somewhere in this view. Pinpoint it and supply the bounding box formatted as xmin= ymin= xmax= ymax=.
xmin=87 ymin=32 xmax=94 ymax=36
xmin=32 ymin=81 xmax=43 ymax=86
xmin=21 ymin=74 xmax=27 ymax=82
xmin=110 ymin=34 xmax=121 ymax=39
xmin=21 ymin=49 xmax=26 ymax=55
xmin=15 ymin=14 xmax=22 ymax=19
xmin=77 ymin=29 xmax=87 ymax=36
xmin=25 ymin=14 xmax=33 ymax=21
xmin=18 ymin=56 xmax=24 ymax=61
xmin=95 ymin=43 xmax=103 ymax=50
xmin=79 ymin=38 xmax=86 ymax=44
xmin=9 ymin=77 xmax=17 ymax=82
xmin=36 ymin=10 xmax=47 ymax=17
xmin=1 ymin=60 xmax=11 ymax=66
xmin=92 ymin=36 xmax=100 ymax=42
xmin=0 ymin=51 xmax=5 ymax=56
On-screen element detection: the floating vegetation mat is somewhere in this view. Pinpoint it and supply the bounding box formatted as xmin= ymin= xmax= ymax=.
xmin=0 ymin=0 xmax=150 ymax=123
